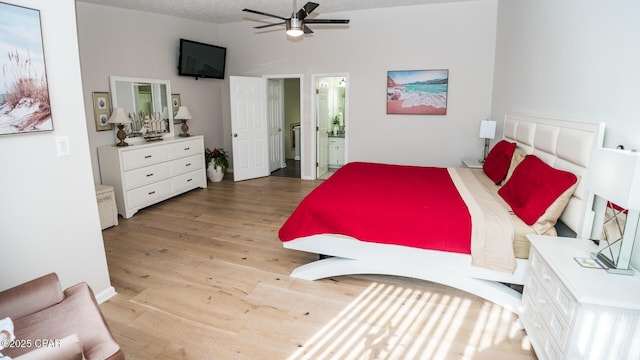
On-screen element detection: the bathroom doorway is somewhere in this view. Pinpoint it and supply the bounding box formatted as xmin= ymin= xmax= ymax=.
xmin=316 ymin=75 xmax=348 ymax=180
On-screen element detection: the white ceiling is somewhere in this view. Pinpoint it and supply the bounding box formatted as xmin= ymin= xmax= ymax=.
xmin=76 ymin=0 xmax=472 ymax=24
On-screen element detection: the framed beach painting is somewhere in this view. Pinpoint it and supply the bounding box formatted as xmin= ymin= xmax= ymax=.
xmin=0 ymin=2 xmax=53 ymax=135
xmin=387 ymin=69 xmax=449 ymax=115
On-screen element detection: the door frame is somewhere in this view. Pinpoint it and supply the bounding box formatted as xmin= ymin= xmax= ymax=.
xmin=264 ymin=74 xmax=304 ymax=177
xmin=267 ymin=78 xmax=285 ymax=172
xmin=311 ymin=73 xmax=349 ymax=180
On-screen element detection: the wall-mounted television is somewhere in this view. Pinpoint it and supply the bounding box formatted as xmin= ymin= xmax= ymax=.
xmin=178 ymin=38 xmax=226 ymax=79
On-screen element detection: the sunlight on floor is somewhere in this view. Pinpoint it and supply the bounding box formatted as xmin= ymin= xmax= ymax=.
xmin=288 ymin=282 xmax=531 ymax=359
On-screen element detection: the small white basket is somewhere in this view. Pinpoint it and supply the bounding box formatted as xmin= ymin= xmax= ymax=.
xmin=95 ymin=184 xmax=118 ymax=230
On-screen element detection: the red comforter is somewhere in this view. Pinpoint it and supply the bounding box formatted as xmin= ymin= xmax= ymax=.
xmin=278 ymin=162 xmax=472 ymax=254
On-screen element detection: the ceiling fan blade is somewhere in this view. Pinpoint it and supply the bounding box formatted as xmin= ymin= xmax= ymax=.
xmin=303 ymin=25 xmax=314 ymax=34
xmin=254 ymin=22 xmax=286 ymax=29
xmin=296 ymin=2 xmax=319 ymax=20
xmin=242 ymin=8 xmax=288 ymax=21
xmin=304 ymin=19 xmax=350 ymax=24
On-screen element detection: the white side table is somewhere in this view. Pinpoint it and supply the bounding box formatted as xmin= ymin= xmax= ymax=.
xmin=461 ymin=157 xmax=483 ymax=169
xmin=522 ymin=235 xmax=640 ymax=360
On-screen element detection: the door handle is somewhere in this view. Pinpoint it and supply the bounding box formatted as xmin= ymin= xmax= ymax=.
xmin=233 ymin=133 xmax=238 ymax=137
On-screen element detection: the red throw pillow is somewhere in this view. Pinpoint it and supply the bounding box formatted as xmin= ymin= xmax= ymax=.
xmin=498 ymin=155 xmax=578 ymax=225
xmin=483 ymin=140 xmax=517 ymax=184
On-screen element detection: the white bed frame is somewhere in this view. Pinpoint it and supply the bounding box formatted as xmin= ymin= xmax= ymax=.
xmin=284 ymin=113 xmax=605 ymax=314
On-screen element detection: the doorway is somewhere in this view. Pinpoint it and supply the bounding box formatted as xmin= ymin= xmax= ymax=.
xmin=315 ymin=75 xmax=347 ymax=180
xmin=270 ymin=78 xmax=302 ymax=178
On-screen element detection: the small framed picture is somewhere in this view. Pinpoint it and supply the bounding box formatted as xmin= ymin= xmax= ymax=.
xmin=171 ymin=94 xmax=181 ymax=124
xmin=92 ymin=92 xmax=113 ymax=131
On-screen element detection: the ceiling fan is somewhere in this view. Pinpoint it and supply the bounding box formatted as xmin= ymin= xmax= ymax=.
xmin=242 ymin=1 xmax=350 ymax=37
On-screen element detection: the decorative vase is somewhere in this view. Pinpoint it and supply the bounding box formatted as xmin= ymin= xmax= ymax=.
xmin=207 ymin=163 xmax=225 ymax=182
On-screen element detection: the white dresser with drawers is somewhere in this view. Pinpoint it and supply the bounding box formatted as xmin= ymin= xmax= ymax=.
xmin=98 ymin=136 xmax=206 ymax=219
xmin=522 ymin=235 xmax=640 ymax=360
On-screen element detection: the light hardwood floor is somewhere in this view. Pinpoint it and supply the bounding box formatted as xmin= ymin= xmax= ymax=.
xmin=100 ymin=176 xmax=536 ymax=360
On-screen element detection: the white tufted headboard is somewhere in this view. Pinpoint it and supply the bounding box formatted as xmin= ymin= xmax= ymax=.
xmin=502 ymin=113 xmax=605 ymax=238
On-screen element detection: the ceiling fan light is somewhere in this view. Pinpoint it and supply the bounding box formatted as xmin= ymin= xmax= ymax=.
xmin=286 ymin=28 xmax=304 ymax=37
xmin=286 ymin=18 xmax=304 ymax=37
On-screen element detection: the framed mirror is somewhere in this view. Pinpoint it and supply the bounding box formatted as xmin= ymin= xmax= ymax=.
xmin=109 ymin=76 xmax=174 ymax=144
xmin=597 ymin=202 xmax=627 ymax=265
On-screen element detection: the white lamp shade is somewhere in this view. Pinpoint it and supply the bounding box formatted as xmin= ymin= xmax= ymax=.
xmin=479 ymin=120 xmax=496 ymax=139
xmin=174 ymin=106 xmax=193 ymax=120
xmin=587 ymin=148 xmax=640 ymax=210
xmin=106 ymin=107 xmax=131 ymax=124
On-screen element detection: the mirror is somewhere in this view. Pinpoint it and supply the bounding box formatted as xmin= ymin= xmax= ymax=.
xmin=109 ymin=76 xmax=174 ymax=143
xmin=591 ymin=196 xmax=638 ymax=275
xmin=598 ymin=201 xmax=627 ymax=266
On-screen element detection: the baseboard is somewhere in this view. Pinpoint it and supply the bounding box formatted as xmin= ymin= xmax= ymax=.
xmin=95 ymin=286 xmax=117 ymax=304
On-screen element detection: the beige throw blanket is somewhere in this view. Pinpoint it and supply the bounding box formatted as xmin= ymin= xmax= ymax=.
xmin=448 ymin=168 xmax=516 ymax=273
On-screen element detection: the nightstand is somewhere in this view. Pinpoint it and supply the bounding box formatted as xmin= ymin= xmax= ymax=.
xmin=522 ymin=235 xmax=640 ymax=360
xmin=461 ymin=157 xmax=483 ymax=169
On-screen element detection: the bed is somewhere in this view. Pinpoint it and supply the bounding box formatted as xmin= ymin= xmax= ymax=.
xmin=279 ymin=114 xmax=605 ymax=314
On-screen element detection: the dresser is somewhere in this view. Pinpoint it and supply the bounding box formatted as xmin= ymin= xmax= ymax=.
xmin=98 ymin=136 xmax=207 ymax=219
xmin=522 ymin=235 xmax=640 ymax=360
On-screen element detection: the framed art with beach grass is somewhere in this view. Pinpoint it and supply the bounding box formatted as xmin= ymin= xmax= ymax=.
xmin=92 ymin=91 xmax=113 ymax=131
xmin=171 ymin=94 xmax=181 ymax=124
xmin=0 ymin=2 xmax=53 ymax=135
xmin=387 ymin=69 xmax=448 ymax=115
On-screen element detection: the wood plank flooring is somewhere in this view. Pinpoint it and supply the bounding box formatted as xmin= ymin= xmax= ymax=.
xmin=99 ymin=176 xmax=536 ymax=360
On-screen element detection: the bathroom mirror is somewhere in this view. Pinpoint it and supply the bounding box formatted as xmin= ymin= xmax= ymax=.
xmin=109 ymin=76 xmax=174 ymax=143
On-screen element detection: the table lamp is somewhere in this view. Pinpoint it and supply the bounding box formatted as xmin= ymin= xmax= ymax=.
xmin=587 ymin=147 xmax=640 ymax=275
xmin=174 ymin=106 xmax=193 ymax=137
xmin=479 ymin=119 xmax=496 ymax=162
xmin=107 ymin=107 xmax=132 ymax=147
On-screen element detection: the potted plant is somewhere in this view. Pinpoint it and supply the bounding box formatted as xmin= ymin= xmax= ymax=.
xmin=205 ymin=147 xmax=229 ymax=182
xmin=332 ymin=116 xmax=340 ymax=135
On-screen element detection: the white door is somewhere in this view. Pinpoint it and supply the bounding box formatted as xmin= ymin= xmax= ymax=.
xmin=267 ymin=79 xmax=284 ymax=172
xmin=316 ymin=86 xmax=329 ymax=178
xmin=230 ymin=76 xmax=270 ymax=181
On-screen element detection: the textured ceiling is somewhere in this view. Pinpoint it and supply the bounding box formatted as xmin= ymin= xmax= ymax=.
xmin=76 ymin=0 xmax=470 ymax=24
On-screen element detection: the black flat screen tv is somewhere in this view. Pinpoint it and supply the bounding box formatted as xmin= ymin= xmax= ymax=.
xmin=178 ymin=38 xmax=226 ymax=79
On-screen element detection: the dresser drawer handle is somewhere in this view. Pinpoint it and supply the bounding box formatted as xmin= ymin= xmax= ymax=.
xmin=534 ymin=322 xmax=542 ymax=329
xmin=543 ymin=275 xmax=552 ymax=281
xmin=184 ymin=147 xmax=190 ymax=151
xmin=539 ymin=299 xmax=547 ymax=305
xmin=148 ymin=191 xmax=156 ymax=195
xmin=185 ymin=163 xmax=191 ymax=167
xmin=146 ymin=173 xmax=154 ymax=177
xmin=187 ymin=178 xmax=193 ymax=182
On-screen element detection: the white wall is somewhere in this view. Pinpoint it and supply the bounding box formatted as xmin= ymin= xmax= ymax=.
xmin=0 ymin=0 xmax=112 ymax=298
xmin=220 ymin=0 xmax=498 ymax=178
xmin=491 ymin=0 xmax=640 ymax=267
xmin=76 ymin=3 xmax=225 ymax=183
xmin=491 ymin=0 xmax=640 ymax=149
